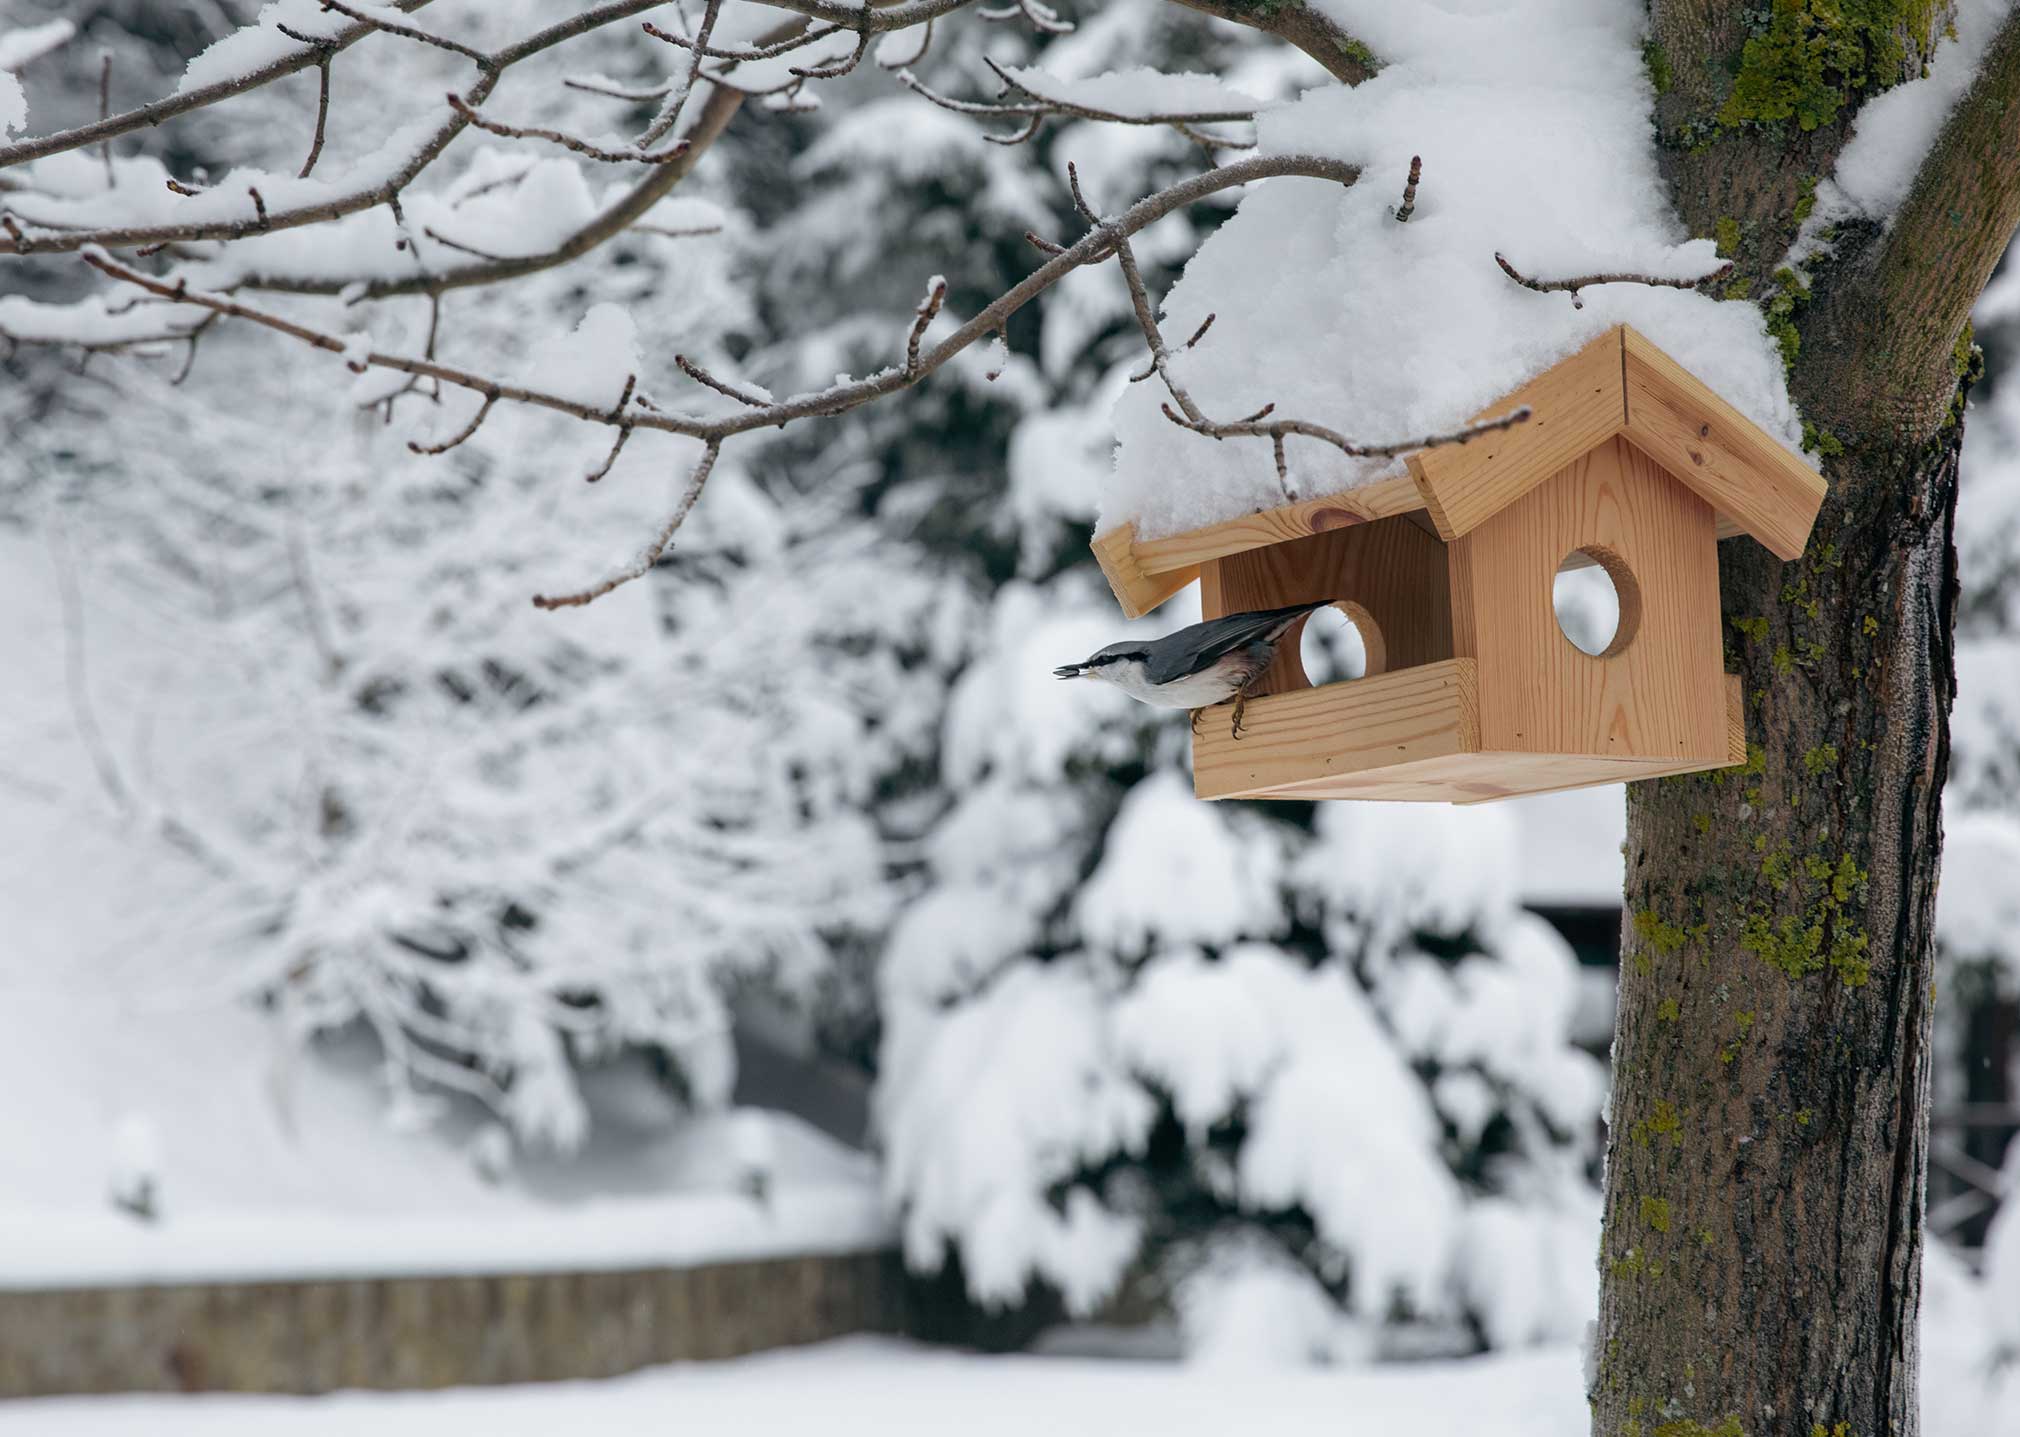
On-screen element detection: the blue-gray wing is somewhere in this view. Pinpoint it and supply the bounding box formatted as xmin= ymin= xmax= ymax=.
xmin=1142 ymin=602 xmax=1327 ymax=686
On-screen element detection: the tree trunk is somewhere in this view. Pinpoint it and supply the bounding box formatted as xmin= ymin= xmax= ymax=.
xmin=1586 ymin=5 xmax=2020 ymax=1429
xmin=1591 ymin=425 xmax=1960 ymax=1437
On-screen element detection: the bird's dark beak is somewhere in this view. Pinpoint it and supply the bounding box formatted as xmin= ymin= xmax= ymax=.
xmin=1053 ymin=664 xmax=1088 ymax=680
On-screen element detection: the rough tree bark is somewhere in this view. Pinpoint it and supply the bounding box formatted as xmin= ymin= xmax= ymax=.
xmin=1592 ymin=7 xmax=2020 ymax=1437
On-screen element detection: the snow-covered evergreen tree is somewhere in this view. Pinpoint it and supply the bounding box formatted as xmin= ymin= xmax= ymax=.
xmin=727 ymin=3 xmax=1610 ymax=1354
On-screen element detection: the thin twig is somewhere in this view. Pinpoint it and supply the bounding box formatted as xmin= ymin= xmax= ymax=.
xmin=0 ymin=0 xmax=438 ymax=168
xmin=408 ymin=392 xmax=497 ymax=453
xmin=637 ymin=0 xmax=722 ymax=147
xmin=1493 ymin=252 xmax=1735 ymax=309
xmin=791 ymin=25 xmax=870 ymax=79
xmin=97 ymin=53 xmax=114 ymax=190
xmin=81 ymin=153 xmax=1362 ymax=446
xmin=1159 ymin=400 xmax=1532 ymax=500
xmin=533 ymin=442 xmax=721 ymax=608
xmin=584 ymin=426 xmax=633 ymax=481
xmin=422 ymin=225 xmax=515 ymax=262
xmin=315 ymin=0 xmax=496 ymax=68
xmin=300 ymin=54 xmax=333 ymax=178
xmin=1393 ymin=154 xmax=1419 ymax=223
xmin=447 ymin=93 xmax=690 ymax=165
xmin=1130 ymin=311 xmax=1213 ymax=382
xmin=896 ymin=56 xmax=1253 ymax=146
xmin=905 ymin=276 xmax=947 ymax=373
xmin=675 ymin=353 xmax=770 ymax=407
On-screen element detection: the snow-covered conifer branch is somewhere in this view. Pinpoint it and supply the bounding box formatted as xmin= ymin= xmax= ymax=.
xmin=1492 ymin=251 xmax=1733 ymax=310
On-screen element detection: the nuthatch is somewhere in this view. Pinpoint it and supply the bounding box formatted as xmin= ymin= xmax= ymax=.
xmin=1053 ymin=600 xmax=1330 ymax=737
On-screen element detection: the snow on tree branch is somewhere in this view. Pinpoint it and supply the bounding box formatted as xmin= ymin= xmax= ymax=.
xmin=77 ymin=152 xmax=1358 ymax=605
xmin=0 ymin=0 xmax=439 ymax=168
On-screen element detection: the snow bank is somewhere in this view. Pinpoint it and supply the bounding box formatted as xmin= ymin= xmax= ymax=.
xmin=1104 ymin=0 xmax=1806 ymax=539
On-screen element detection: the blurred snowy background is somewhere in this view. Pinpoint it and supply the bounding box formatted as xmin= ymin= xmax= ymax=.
xmin=1 ymin=1 xmax=2017 ymax=1432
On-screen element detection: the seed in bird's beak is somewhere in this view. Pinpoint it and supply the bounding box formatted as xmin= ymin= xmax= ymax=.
xmin=1053 ymin=665 xmax=1087 ymax=680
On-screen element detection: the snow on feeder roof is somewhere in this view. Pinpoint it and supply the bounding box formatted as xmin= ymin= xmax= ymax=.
xmin=1091 ymin=325 xmax=1826 ymax=805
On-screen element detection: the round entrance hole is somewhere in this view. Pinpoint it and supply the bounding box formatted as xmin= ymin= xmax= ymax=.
xmin=1299 ymin=601 xmax=1386 ymax=685
xmin=1553 ymin=546 xmax=1642 ymax=658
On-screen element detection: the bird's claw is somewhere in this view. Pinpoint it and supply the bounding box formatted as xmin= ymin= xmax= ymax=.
xmin=1190 ymin=708 xmax=1203 ymax=736
xmin=1230 ymin=693 xmax=1248 ymax=740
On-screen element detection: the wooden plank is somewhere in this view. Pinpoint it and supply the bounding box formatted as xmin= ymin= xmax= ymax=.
xmin=1407 ymin=328 xmax=1628 ymax=542
xmin=1199 ymin=516 xmax=1453 ymax=699
xmin=1448 ymin=748 xmax=1740 ymax=804
xmin=1260 ymin=749 xmax=1714 ymax=804
xmin=1447 ymin=435 xmax=1729 ymax=763
xmin=1091 ymin=523 xmax=1197 ymax=620
xmin=1192 ymin=658 xmax=1478 ymax=801
xmin=1129 ymin=473 xmax=1426 ymax=576
xmin=1620 ymin=326 xmax=1826 ymax=561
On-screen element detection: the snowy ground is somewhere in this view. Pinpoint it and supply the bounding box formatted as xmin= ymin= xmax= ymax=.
xmin=4 ymin=1334 xmax=2015 ymax=1437
xmin=0 ymin=1340 xmax=1599 ymax=1437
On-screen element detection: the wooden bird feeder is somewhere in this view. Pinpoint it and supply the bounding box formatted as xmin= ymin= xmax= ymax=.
xmin=1091 ymin=325 xmax=1827 ymax=804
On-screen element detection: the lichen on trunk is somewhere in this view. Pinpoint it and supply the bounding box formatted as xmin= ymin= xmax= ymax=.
xmin=1590 ymin=4 xmax=2020 ymax=1431
xmin=1592 ymin=422 xmax=1960 ymax=1437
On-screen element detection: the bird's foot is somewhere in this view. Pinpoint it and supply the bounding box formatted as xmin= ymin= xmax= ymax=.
xmin=1190 ymin=708 xmax=1204 ymax=736
xmin=1230 ymin=693 xmax=1248 ymax=740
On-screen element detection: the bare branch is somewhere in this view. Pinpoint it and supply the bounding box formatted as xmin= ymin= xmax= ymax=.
xmin=790 ymin=26 xmax=871 ymax=81
xmin=641 ymin=16 xmax=845 ymax=64
xmin=299 ymin=53 xmax=333 ymax=178
xmin=637 ymin=0 xmax=722 ymax=147
xmin=315 ymin=0 xmax=496 ymax=68
xmin=408 ymin=393 xmax=497 ymax=454
xmin=447 ymin=92 xmax=690 ymax=166
xmin=1160 ymin=400 xmax=1532 ymax=500
xmin=1492 ymin=251 xmax=1734 ymax=309
xmin=676 ymin=353 xmax=770 ymax=407
xmin=0 ymin=0 xmax=438 ymax=169
xmin=82 ymin=153 xmax=1361 ymax=449
xmin=1393 ymin=154 xmax=1420 ymax=223
xmin=1129 ymin=310 xmax=1212 ymax=382
xmin=421 ymin=224 xmax=514 ymax=263
xmin=1 ymin=1 xmax=672 ymax=254
xmin=1159 ymin=0 xmax=1376 ymax=86
xmin=533 ymin=442 xmax=721 ymax=609
xmin=584 ymin=425 xmax=634 ymax=483
xmin=905 ymin=276 xmax=948 ymax=373
xmin=96 ymin=52 xmax=114 ymax=190
xmin=244 ymin=81 xmax=747 ymax=301
xmin=897 ymin=56 xmax=1254 ymax=147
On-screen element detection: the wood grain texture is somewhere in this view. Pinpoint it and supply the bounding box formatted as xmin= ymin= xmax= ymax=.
xmin=1191 ymin=658 xmax=1478 ymax=800
xmin=1407 ymin=328 xmax=1628 ymax=541
xmin=1244 ymin=749 xmax=1719 ymax=803
xmin=1621 ymin=326 xmax=1826 ymax=561
xmin=1198 ymin=516 xmax=1453 ymax=698
xmin=1131 ymin=472 xmax=1427 ymax=576
xmin=1448 ymin=436 xmax=1729 ymax=762
xmin=1091 ymin=523 xmax=1196 ymax=620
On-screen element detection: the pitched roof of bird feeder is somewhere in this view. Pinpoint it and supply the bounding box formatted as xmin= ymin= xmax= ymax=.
xmin=1094 ymin=325 xmax=1826 ymax=619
